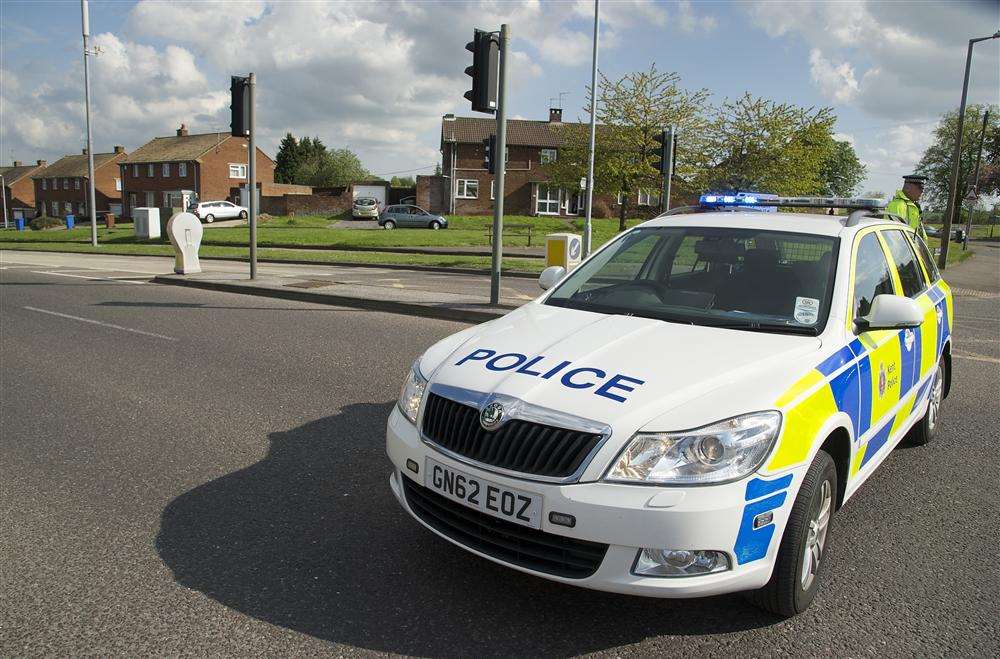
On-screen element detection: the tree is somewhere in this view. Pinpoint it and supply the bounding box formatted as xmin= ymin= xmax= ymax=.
xmin=914 ymin=104 xmax=999 ymax=210
xmin=543 ymin=64 xmax=713 ymax=231
xmin=281 ymin=134 xmax=373 ymax=187
xmin=274 ymin=132 xmax=303 ymax=184
xmin=706 ymin=93 xmax=837 ymax=196
xmin=819 ymin=139 xmax=866 ymax=197
xmin=390 ymin=176 xmax=415 ymax=187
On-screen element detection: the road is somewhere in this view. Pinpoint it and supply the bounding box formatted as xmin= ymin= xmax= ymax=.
xmin=1 ymin=262 xmax=998 ymax=656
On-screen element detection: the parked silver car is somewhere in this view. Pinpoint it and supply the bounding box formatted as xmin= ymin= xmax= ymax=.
xmin=378 ymin=205 xmax=448 ymax=230
xmin=353 ymin=197 xmax=380 ymax=219
xmin=190 ymin=200 xmax=247 ymax=223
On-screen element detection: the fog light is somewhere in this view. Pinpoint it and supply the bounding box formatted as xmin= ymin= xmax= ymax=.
xmin=633 ymin=548 xmax=730 ymax=577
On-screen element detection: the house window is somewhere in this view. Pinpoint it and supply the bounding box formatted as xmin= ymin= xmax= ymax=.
xmin=147 ymin=164 xmax=154 ymax=177
xmin=536 ymin=185 xmax=560 ymax=215
xmin=229 ymin=163 xmax=247 ymax=179
xmin=637 ymin=189 xmax=660 ymax=207
xmin=163 ymin=192 xmax=171 ymax=206
xmin=178 ymin=162 xmax=187 ymax=177
xmin=456 ymin=179 xmax=478 ymax=199
xmin=42 ymin=179 xmax=47 ymax=190
xmin=540 ymin=148 xmax=557 ymax=164
xmin=64 ymin=202 xmax=72 ymax=215
xmin=75 ymin=178 xmax=80 ymax=189
xmin=63 ymin=178 xmax=69 ymax=189
xmin=145 ymin=191 xmax=155 ymax=207
xmin=133 ymin=164 xmax=139 ymax=177
xmin=162 ymin=163 xmax=171 ymax=177
xmin=490 ymin=180 xmax=495 ymax=200
xmin=114 ymin=178 xmax=122 ymax=191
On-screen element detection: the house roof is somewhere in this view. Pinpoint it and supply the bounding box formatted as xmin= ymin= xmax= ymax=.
xmin=0 ymin=163 xmax=43 ymax=185
xmin=441 ymin=116 xmax=567 ymax=148
xmin=121 ymin=132 xmax=235 ymax=164
xmin=31 ymin=152 xmax=123 ymax=179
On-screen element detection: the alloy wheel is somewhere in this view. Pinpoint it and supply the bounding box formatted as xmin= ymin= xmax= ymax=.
xmin=801 ymin=479 xmax=832 ymax=590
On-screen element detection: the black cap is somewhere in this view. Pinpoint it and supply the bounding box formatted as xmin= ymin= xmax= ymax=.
xmin=903 ymin=174 xmax=927 ymax=185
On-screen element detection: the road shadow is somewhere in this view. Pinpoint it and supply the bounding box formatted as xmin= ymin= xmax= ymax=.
xmin=156 ymin=402 xmax=780 ymax=657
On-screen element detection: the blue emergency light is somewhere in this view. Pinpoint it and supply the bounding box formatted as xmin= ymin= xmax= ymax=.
xmin=699 ymin=192 xmax=778 ymax=213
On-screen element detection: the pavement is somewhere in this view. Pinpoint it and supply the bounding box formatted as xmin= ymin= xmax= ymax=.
xmin=2 ymin=243 xmax=998 ymax=656
xmin=0 ymin=250 xmax=540 ymax=323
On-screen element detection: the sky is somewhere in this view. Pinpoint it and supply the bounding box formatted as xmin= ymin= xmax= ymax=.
xmin=1 ymin=0 xmax=998 ymax=198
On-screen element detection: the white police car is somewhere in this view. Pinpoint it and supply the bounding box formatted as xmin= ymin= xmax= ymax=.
xmin=386 ymin=196 xmax=953 ymax=616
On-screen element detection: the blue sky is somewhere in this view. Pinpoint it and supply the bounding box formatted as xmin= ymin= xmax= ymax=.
xmin=2 ymin=1 xmax=998 ymax=197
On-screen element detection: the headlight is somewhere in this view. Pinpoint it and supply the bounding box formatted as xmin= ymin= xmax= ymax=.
xmin=397 ymin=360 xmax=427 ymax=425
xmin=605 ymin=411 xmax=781 ymax=485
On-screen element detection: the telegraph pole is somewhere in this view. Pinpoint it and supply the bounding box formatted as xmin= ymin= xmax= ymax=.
xmin=81 ymin=0 xmax=98 ymax=247
xmin=582 ymin=0 xmax=599 ymax=258
xmin=489 ymin=24 xmax=509 ymax=306
xmin=248 ymin=72 xmax=257 ymax=279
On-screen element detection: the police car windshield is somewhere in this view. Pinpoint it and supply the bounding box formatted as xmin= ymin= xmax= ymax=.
xmin=545 ymin=226 xmax=838 ymax=335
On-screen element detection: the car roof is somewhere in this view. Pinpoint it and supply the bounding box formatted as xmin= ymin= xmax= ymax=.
xmin=639 ymin=210 xmax=908 ymax=238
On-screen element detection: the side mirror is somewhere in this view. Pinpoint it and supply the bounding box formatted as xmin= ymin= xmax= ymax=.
xmin=855 ymin=294 xmax=923 ymax=333
xmin=538 ymin=266 xmax=566 ymax=291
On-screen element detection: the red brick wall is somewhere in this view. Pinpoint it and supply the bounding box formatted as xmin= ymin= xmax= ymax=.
xmin=120 ymin=159 xmax=198 ymax=215
xmin=416 ymin=175 xmax=447 ymax=213
xmin=34 ymin=156 xmax=125 ymax=217
xmin=5 ymin=175 xmax=38 ymax=219
xmin=259 ymin=191 xmax=352 ymax=216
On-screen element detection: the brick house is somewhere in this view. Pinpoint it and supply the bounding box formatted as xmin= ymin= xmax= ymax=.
xmin=1 ymin=159 xmax=47 ymax=221
xmin=430 ymin=108 xmax=661 ymax=218
xmin=32 ymin=147 xmax=127 ymax=218
xmin=119 ymin=125 xmax=275 ymax=218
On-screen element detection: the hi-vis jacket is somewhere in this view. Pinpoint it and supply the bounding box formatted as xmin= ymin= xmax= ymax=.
xmin=886 ymin=190 xmax=926 ymax=241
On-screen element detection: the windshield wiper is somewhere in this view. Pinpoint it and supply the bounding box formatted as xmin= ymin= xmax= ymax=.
xmin=707 ymin=321 xmax=819 ymax=336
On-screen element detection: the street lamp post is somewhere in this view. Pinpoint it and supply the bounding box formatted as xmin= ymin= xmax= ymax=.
xmin=81 ymin=0 xmax=98 ymax=247
xmin=582 ymin=0 xmax=599 ymax=258
xmin=938 ymin=31 xmax=999 ymax=269
xmin=1 ymin=175 xmax=8 ymax=229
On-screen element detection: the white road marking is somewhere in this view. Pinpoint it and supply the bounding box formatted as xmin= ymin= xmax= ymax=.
xmin=22 ymin=306 xmax=176 ymax=341
xmin=31 ymin=270 xmax=147 ymax=284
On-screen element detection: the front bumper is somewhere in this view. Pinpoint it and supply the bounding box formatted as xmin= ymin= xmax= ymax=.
xmin=386 ymin=406 xmax=801 ymax=598
xmin=354 ymin=208 xmax=379 ymax=217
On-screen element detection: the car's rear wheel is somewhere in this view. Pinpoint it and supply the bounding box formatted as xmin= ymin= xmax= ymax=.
xmin=239 ymin=210 xmax=247 ymax=219
xmin=204 ymin=214 xmax=215 ymax=223
xmin=429 ymin=220 xmax=442 ymax=230
xmin=746 ymin=450 xmax=836 ymax=618
xmin=383 ymin=220 xmax=396 ymax=230
xmin=907 ymin=357 xmax=945 ymax=446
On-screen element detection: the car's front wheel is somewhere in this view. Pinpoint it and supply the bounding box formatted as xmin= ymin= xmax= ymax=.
xmin=429 ymin=220 xmax=442 ymax=230
xmin=383 ymin=220 xmax=396 ymax=230
xmin=747 ymin=450 xmax=836 ymax=617
xmin=204 ymin=214 xmax=215 ymax=223
xmin=907 ymin=356 xmax=945 ymax=446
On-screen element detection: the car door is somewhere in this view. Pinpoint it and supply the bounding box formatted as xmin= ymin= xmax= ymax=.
xmin=408 ymin=206 xmax=428 ymax=227
xmin=219 ymin=201 xmax=234 ymax=218
xmin=397 ymin=206 xmax=416 ymax=227
xmin=847 ymin=230 xmax=904 ymax=477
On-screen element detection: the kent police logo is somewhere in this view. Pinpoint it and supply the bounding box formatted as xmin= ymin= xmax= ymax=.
xmin=480 ymin=402 xmax=505 ymax=431
xmin=878 ymin=363 xmax=887 ymax=398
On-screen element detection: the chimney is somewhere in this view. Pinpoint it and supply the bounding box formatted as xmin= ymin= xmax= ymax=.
xmin=177 ymin=123 xmax=188 ymax=136
xmin=114 ymin=145 xmax=125 ymax=154
xmin=37 ymin=159 xmax=46 ymax=167
xmin=548 ymin=107 xmax=563 ymax=123
xmin=12 ymin=160 xmax=22 ymax=167
xmin=443 ymin=113 xmax=456 ymax=121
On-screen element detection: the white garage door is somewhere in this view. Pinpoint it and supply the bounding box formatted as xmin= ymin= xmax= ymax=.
xmin=353 ymin=185 xmax=387 ymax=209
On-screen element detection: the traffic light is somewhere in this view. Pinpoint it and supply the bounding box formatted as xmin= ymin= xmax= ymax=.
xmin=230 ymin=75 xmax=250 ymax=137
xmin=464 ymin=29 xmax=499 ymax=114
xmin=483 ymin=134 xmax=496 ymax=174
xmin=651 ymin=127 xmax=676 ymax=175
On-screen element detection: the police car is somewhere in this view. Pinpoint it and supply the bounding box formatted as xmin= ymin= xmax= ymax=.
xmin=385 ymin=195 xmax=953 ymax=617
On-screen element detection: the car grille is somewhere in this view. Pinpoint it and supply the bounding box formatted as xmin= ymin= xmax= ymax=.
xmin=402 ymin=476 xmax=608 ymax=579
xmin=421 ymin=393 xmax=605 ymax=480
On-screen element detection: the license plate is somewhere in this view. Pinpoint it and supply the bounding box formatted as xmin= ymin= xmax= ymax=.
xmin=425 ymin=458 xmax=542 ymax=529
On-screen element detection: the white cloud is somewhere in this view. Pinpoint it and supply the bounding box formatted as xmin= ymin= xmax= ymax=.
xmin=675 ymin=0 xmax=717 ymax=33
xmin=809 ymin=49 xmax=860 ymax=104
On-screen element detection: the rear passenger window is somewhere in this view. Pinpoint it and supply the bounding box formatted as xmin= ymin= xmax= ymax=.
xmin=911 ymin=233 xmax=940 ymax=283
xmin=882 ymin=230 xmax=926 ymax=297
xmin=853 ymin=233 xmax=895 ymax=319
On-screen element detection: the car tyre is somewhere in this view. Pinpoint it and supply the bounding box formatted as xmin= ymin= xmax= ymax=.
xmin=383 ymin=220 xmax=396 ymax=230
xmin=239 ymin=210 xmax=248 ymax=219
xmin=430 ymin=220 xmax=442 ymax=230
xmin=746 ymin=450 xmax=836 ymax=618
xmin=907 ymin=356 xmax=945 ymax=446
xmin=204 ymin=214 xmax=215 ymax=223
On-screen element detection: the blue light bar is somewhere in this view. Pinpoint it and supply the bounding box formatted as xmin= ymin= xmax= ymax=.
xmin=699 ymin=191 xmax=778 ymax=213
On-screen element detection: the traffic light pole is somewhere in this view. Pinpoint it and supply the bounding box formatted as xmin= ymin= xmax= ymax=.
xmin=489 ymin=24 xmax=509 ymax=306
xmin=248 ymin=72 xmax=257 ymax=279
xmin=661 ymin=126 xmax=675 ymax=212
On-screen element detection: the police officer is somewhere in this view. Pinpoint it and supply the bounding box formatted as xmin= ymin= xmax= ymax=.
xmin=886 ymin=174 xmax=928 ymax=241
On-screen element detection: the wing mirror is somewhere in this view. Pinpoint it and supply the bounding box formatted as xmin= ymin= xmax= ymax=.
xmin=538 ymin=265 xmax=566 ymax=291
xmin=854 ymin=294 xmax=923 ymax=333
